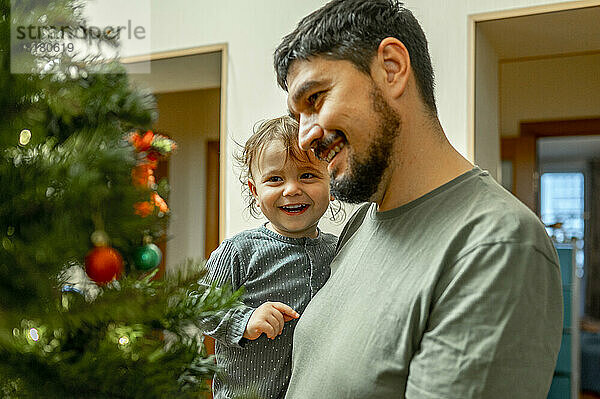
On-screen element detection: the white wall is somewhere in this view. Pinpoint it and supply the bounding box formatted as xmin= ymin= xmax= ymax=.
xmin=474 ymin=26 xmax=500 ymax=180
xmin=146 ymin=0 xmax=334 ymax=237
xmin=89 ymin=0 xmax=587 ymax=238
xmin=500 ymin=53 xmax=600 ymax=136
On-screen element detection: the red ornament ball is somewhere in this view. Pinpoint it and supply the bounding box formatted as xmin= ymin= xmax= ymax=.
xmin=85 ymin=246 xmax=124 ymax=285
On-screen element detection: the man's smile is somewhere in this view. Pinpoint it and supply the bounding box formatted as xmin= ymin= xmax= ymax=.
xmin=313 ymin=131 xmax=347 ymax=164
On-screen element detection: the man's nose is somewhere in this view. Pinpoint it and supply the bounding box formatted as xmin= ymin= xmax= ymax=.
xmin=283 ymin=180 xmax=302 ymax=196
xmin=299 ymin=114 xmax=324 ymax=151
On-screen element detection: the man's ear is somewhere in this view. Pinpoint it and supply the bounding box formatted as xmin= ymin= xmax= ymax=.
xmin=375 ymin=37 xmax=410 ymax=99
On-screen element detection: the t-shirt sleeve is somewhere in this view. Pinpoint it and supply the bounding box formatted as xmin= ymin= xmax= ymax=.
xmin=405 ymin=242 xmax=563 ymax=399
xmin=198 ymin=239 xmax=255 ymax=348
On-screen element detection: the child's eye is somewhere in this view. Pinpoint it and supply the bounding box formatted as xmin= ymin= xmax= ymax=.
xmin=267 ymin=176 xmax=282 ymax=183
xmin=301 ymin=173 xmax=316 ymax=179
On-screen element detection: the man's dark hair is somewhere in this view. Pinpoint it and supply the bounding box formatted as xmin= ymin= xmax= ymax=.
xmin=274 ymin=0 xmax=437 ymax=115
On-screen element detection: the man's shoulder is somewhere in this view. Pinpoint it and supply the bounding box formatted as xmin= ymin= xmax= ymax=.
xmin=448 ymin=171 xmax=556 ymax=259
xmin=463 ymin=172 xmax=545 ymax=235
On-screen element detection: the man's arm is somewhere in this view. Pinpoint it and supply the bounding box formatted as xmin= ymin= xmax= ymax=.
xmin=406 ymin=242 xmax=563 ymax=399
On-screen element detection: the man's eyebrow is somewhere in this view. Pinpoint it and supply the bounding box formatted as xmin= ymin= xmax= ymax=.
xmin=290 ymin=79 xmax=324 ymax=107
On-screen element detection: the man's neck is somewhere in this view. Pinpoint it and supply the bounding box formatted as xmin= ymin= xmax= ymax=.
xmin=377 ymin=124 xmax=473 ymax=212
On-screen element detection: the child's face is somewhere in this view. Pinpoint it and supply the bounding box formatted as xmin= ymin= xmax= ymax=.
xmin=249 ymin=140 xmax=330 ymax=238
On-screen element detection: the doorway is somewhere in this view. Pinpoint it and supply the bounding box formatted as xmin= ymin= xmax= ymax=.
xmin=470 ymin=3 xmax=600 ymax=398
xmin=123 ymin=49 xmax=226 ymax=392
xmin=122 ymin=47 xmax=227 ymax=274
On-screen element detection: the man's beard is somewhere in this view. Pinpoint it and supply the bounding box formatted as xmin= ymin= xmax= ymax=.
xmin=330 ymin=86 xmax=400 ymax=204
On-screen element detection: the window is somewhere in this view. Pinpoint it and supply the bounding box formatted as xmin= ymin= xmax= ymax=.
xmin=540 ymin=172 xmax=585 ymax=242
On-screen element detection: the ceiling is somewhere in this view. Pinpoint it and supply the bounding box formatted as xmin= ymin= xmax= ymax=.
xmin=124 ymin=51 xmax=221 ymax=93
xmin=477 ymin=6 xmax=600 ymax=60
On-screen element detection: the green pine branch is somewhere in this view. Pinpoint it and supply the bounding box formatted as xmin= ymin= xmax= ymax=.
xmin=0 ymin=268 xmax=243 ymax=398
xmin=1 ymin=0 xmax=239 ymax=396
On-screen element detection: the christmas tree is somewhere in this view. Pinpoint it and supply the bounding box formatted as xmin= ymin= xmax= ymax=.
xmin=0 ymin=0 xmax=239 ymax=396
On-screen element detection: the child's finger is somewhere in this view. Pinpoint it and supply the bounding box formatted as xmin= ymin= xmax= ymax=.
xmin=266 ymin=313 xmax=284 ymax=337
xmin=270 ymin=302 xmax=300 ymax=320
xmin=258 ymin=319 xmax=277 ymax=339
xmin=269 ymin=309 xmax=285 ymax=335
xmin=264 ymin=316 xmax=281 ymax=339
xmin=283 ymin=314 xmax=296 ymax=322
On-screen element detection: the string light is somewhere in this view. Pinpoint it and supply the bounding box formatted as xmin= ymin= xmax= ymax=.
xmin=118 ymin=336 xmax=130 ymax=345
xmin=28 ymin=328 xmax=40 ymax=342
xmin=19 ymin=129 xmax=31 ymax=146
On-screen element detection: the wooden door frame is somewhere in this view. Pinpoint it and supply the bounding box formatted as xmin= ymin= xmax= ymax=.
xmin=121 ymin=45 xmax=228 ymax=244
xmin=519 ymin=118 xmax=600 ymax=202
xmin=205 ymin=140 xmax=220 ymax=260
xmin=500 ymin=135 xmax=537 ymax=211
xmin=467 ymin=0 xmax=600 ymax=162
xmin=501 ymin=118 xmax=600 ymax=213
xmin=520 ymin=118 xmax=600 ymax=138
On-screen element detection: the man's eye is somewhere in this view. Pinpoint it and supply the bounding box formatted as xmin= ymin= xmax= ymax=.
xmin=288 ymin=110 xmax=299 ymax=122
xmin=307 ymin=91 xmax=323 ymax=105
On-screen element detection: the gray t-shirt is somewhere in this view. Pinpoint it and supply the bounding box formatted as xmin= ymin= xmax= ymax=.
xmin=201 ymin=225 xmax=337 ymax=399
xmin=285 ymin=167 xmax=563 ymax=399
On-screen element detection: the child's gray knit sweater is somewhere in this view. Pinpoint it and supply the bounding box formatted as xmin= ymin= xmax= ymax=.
xmin=200 ymin=225 xmax=337 ymax=399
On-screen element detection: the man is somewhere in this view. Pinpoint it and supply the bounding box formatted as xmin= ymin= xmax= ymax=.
xmin=274 ymin=1 xmax=563 ymax=398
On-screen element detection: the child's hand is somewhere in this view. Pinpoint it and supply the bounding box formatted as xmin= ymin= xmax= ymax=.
xmin=243 ymin=302 xmax=299 ymax=340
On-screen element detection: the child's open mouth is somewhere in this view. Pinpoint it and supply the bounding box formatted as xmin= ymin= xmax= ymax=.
xmin=279 ymin=204 xmax=309 ymax=215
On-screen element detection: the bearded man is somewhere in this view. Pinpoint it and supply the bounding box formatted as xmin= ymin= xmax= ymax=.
xmin=274 ymin=1 xmax=563 ymax=398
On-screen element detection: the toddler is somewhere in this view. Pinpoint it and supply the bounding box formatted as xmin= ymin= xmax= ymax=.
xmin=201 ymin=116 xmax=338 ymax=399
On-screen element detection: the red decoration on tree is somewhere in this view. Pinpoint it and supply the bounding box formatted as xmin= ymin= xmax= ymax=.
xmin=128 ymin=130 xmax=176 ymax=217
xmin=133 ymin=201 xmax=154 ymax=218
xmin=85 ymin=246 xmax=124 ymax=285
xmin=130 ymin=130 xmax=154 ymax=152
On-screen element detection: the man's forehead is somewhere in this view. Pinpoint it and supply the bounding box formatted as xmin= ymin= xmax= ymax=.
xmin=286 ymin=57 xmax=336 ymax=112
xmin=287 ymin=57 xmax=330 ymax=89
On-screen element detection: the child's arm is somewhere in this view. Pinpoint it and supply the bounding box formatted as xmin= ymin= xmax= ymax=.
xmin=200 ymin=306 xmax=255 ymax=348
xmin=243 ymin=301 xmax=299 ymax=340
xmin=199 ymin=240 xmax=300 ymax=345
xmin=198 ymin=240 xmax=255 ymax=348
